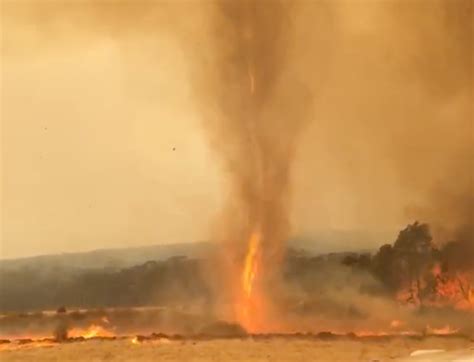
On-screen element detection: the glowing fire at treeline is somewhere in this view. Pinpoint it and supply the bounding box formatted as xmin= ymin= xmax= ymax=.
xmin=430 ymin=265 xmax=474 ymax=310
xmin=345 ymin=222 xmax=474 ymax=312
xmin=396 ymin=268 xmax=474 ymax=311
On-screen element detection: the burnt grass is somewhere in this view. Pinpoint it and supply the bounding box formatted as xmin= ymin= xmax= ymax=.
xmin=2 ymin=331 xmax=472 ymax=347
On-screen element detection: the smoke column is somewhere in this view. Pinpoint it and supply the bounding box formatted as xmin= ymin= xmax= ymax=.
xmin=190 ymin=0 xmax=334 ymax=328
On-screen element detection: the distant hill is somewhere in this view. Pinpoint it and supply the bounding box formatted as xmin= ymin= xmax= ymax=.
xmin=0 ymin=229 xmax=389 ymax=272
xmin=0 ymin=242 xmax=213 ymax=272
xmin=0 ymin=247 xmax=370 ymax=313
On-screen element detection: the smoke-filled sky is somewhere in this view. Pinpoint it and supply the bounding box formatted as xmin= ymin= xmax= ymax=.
xmin=1 ymin=0 xmax=472 ymax=259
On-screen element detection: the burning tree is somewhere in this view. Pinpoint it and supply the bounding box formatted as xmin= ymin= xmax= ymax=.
xmin=432 ymin=239 xmax=474 ymax=309
xmin=368 ymin=222 xmax=435 ymax=305
xmin=345 ymin=221 xmax=474 ymax=310
xmin=391 ymin=222 xmax=435 ymax=305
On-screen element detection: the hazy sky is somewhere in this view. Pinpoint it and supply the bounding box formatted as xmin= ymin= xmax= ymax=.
xmin=1 ymin=1 xmax=472 ymax=258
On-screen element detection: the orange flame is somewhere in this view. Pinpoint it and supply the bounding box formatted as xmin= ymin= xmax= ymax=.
xmin=242 ymin=231 xmax=261 ymax=298
xmin=396 ymin=263 xmax=474 ymax=311
xmin=426 ymin=325 xmax=459 ymax=335
xmin=237 ymin=230 xmax=263 ymax=332
xmin=68 ymin=324 xmax=115 ymax=339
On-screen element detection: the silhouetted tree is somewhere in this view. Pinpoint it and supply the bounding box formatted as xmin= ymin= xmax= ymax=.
xmin=392 ymin=222 xmax=434 ymax=304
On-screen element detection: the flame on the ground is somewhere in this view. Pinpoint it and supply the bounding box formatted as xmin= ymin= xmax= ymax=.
xmin=129 ymin=336 xmax=172 ymax=345
xmin=68 ymin=324 xmax=115 ymax=339
xmin=0 ymin=340 xmax=57 ymax=352
xmin=353 ymin=320 xmax=463 ymax=337
xmin=426 ymin=325 xmax=459 ymax=335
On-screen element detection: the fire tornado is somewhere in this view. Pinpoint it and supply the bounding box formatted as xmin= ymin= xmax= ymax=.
xmin=191 ymin=0 xmax=318 ymax=331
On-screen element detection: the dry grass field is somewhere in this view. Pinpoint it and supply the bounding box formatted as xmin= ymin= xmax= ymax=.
xmin=1 ymin=337 xmax=473 ymax=362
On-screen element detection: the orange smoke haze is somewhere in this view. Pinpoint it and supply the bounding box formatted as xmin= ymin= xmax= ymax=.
xmin=1 ymin=0 xmax=472 ymax=334
xmin=1 ymin=0 xmax=471 ymax=257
